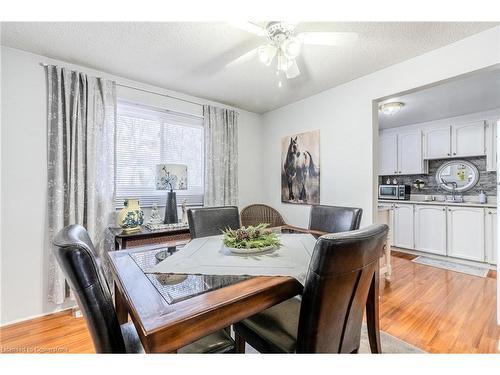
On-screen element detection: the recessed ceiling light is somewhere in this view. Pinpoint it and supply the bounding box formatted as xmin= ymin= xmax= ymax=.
xmin=379 ymin=101 xmax=405 ymax=115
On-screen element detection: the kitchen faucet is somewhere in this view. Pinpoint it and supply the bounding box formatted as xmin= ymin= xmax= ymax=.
xmin=440 ymin=178 xmax=462 ymax=202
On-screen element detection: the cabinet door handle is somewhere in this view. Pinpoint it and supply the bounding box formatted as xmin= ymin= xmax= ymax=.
xmin=447 ymin=153 xmax=450 ymax=156
xmin=442 ymin=208 xmax=446 ymax=211
xmin=453 ymin=152 xmax=457 ymax=155
xmin=394 ymin=171 xmax=397 ymax=174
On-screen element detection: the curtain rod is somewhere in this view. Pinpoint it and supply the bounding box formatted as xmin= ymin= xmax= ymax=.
xmin=39 ymin=62 xmax=205 ymax=108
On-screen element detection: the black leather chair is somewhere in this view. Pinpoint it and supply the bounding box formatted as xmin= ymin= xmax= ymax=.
xmin=53 ymin=224 xmax=235 ymax=353
xmin=309 ymin=204 xmax=363 ymax=233
xmin=187 ymin=206 xmax=240 ymax=239
xmin=233 ymin=224 xmax=388 ymax=353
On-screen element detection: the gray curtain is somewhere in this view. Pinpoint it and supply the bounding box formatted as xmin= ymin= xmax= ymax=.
xmin=46 ymin=66 xmax=116 ymax=304
xmin=203 ymin=105 xmax=239 ymax=207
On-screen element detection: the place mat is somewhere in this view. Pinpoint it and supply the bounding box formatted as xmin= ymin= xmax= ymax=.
xmin=146 ymin=233 xmax=317 ymax=285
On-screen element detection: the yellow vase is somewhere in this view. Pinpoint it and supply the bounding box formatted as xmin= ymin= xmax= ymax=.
xmin=117 ymin=199 xmax=144 ymax=233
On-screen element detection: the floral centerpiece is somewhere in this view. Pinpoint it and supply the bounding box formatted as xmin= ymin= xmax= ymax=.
xmin=222 ymin=223 xmax=281 ymax=254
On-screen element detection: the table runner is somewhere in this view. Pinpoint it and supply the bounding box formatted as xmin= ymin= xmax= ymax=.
xmin=146 ymin=233 xmax=317 ymax=285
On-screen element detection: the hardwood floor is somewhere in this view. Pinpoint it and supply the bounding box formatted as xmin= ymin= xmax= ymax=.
xmin=379 ymin=251 xmax=499 ymax=353
xmin=0 ymin=251 xmax=498 ymax=354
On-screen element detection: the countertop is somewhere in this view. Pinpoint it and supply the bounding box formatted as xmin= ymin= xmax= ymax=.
xmin=378 ymin=199 xmax=496 ymax=209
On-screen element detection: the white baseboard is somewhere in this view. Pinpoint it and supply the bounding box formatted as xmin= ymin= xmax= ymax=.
xmin=393 ymin=247 xmax=496 ymax=270
xmin=0 ymin=303 xmax=77 ymax=327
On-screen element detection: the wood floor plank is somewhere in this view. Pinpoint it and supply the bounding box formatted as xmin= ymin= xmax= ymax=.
xmin=1 ymin=252 xmax=498 ymax=353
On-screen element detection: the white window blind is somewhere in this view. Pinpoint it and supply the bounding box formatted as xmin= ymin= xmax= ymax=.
xmin=115 ymin=100 xmax=204 ymax=207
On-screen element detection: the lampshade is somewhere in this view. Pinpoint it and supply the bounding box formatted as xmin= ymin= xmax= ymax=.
xmin=156 ymin=164 xmax=188 ymax=191
xmin=258 ymin=44 xmax=277 ymax=66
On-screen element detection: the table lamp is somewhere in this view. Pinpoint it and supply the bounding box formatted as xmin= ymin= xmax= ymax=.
xmin=156 ymin=164 xmax=188 ymax=224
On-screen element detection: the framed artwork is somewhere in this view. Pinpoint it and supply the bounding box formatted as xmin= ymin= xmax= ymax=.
xmin=281 ymin=130 xmax=320 ymax=204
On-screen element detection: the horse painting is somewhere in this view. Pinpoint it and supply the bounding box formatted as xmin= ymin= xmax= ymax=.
xmin=281 ymin=130 xmax=320 ymax=204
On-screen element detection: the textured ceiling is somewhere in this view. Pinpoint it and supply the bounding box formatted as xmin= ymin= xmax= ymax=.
xmin=379 ymin=66 xmax=500 ymax=129
xmin=1 ymin=22 xmax=498 ymax=113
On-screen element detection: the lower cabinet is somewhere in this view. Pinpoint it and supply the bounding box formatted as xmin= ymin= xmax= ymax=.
xmin=485 ymin=209 xmax=497 ymax=265
xmin=393 ymin=204 xmax=414 ymax=249
xmin=414 ymin=205 xmax=447 ymax=255
xmin=386 ymin=201 xmax=495 ymax=264
xmin=447 ymin=207 xmax=485 ymax=262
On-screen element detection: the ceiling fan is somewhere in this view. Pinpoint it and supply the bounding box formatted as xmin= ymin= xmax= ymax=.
xmin=227 ymin=22 xmax=358 ymax=85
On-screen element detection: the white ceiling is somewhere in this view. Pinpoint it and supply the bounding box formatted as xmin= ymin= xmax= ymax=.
xmin=379 ymin=66 xmax=500 ymax=129
xmin=1 ymin=22 xmax=498 ymax=113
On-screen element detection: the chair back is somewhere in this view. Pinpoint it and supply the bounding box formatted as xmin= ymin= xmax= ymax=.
xmin=309 ymin=205 xmax=362 ymax=233
xmin=187 ymin=206 xmax=240 ymax=238
xmin=240 ymin=204 xmax=286 ymax=228
xmin=52 ymin=224 xmax=127 ymax=353
xmin=296 ymin=224 xmax=388 ymax=353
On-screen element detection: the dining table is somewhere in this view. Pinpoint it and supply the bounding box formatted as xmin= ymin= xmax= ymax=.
xmin=107 ymin=225 xmax=381 ymax=353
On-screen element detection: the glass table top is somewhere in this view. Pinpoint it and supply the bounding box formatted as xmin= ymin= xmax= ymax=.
xmin=130 ymin=245 xmax=251 ymax=304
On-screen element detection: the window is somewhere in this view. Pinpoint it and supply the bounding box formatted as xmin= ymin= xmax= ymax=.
xmin=115 ymin=100 xmax=204 ymax=207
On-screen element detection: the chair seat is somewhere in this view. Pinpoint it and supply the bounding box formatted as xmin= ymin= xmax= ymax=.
xmin=121 ymin=321 xmax=235 ymax=354
xmin=234 ymin=298 xmax=300 ymax=353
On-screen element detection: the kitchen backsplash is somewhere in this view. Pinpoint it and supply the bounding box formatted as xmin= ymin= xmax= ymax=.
xmin=379 ymin=156 xmax=497 ymax=197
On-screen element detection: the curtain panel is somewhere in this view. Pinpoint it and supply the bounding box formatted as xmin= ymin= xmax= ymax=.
xmin=46 ymin=66 xmax=116 ymax=304
xmin=203 ymin=105 xmax=239 ymax=207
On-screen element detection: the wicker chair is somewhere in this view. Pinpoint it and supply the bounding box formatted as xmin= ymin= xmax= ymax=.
xmin=240 ymin=204 xmax=286 ymax=228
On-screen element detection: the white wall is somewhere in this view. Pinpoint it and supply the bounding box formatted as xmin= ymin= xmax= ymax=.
xmin=261 ymin=26 xmax=500 ymax=229
xmin=0 ymin=46 xmax=263 ymax=325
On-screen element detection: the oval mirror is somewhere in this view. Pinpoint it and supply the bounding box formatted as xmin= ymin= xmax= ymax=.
xmin=435 ymin=160 xmax=479 ymax=193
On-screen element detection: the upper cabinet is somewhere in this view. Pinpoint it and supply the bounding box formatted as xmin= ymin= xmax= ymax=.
xmin=423 ymin=125 xmax=451 ymax=159
xmin=398 ymin=130 xmax=424 ymax=174
xmin=423 ymin=121 xmax=486 ymax=160
xmin=379 ymin=133 xmax=398 ymax=175
xmin=379 ymin=130 xmax=426 ymax=175
xmin=379 ymin=117 xmax=496 ymax=176
xmin=451 ymin=121 xmax=485 ymax=157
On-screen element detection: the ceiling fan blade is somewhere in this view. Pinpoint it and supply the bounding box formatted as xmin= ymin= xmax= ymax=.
xmin=286 ymin=59 xmax=300 ymax=79
xmin=225 ymin=47 xmax=260 ymax=68
xmin=298 ymin=32 xmax=358 ymax=46
xmin=230 ymin=21 xmax=267 ymax=36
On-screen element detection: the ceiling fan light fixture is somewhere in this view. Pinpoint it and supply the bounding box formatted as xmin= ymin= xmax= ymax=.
xmin=285 ymin=59 xmax=300 ymax=79
xmin=379 ymin=101 xmax=405 ymax=115
xmin=277 ymin=52 xmax=289 ymax=72
xmin=258 ymin=44 xmax=277 ymax=66
xmin=283 ymin=37 xmax=301 ymax=59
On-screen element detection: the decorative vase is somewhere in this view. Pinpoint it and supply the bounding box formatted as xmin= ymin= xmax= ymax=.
xmin=117 ymin=199 xmax=144 ymax=233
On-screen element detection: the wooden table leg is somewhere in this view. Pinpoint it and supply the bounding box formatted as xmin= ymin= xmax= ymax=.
xmin=366 ymin=264 xmax=381 ymax=353
xmin=114 ymin=283 xmax=129 ymax=324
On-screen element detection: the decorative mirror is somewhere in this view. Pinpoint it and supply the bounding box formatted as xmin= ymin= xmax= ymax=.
xmin=435 ymin=160 xmax=479 ymax=192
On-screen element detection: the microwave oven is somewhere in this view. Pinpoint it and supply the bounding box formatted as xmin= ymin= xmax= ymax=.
xmin=378 ymin=184 xmax=411 ymax=200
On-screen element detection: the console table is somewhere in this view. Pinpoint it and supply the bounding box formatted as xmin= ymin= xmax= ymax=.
xmin=108 ymin=226 xmax=191 ymax=250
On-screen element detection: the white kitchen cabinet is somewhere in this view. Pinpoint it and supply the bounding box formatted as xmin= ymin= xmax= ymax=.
xmin=486 ymin=120 xmax=497 ymax=172
xmin=423 ymin=125 xmax=451 ymax=159
xmin=414 ymin=205 xmax=447 ymax=255
xmin=452 ymin=121 xmax=486 ymax=157
xmin=379 ymin=133 xmax=398 ymax=175
xmin=398 ymin=130 xmax=425 ymax=175
xmin=393 ymin=204 xmax=414 ymax=249
xmin=485 ymin=209 xmax=497 ymax=265
xmin=447 ymin=206 xmax=485 ymax=262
